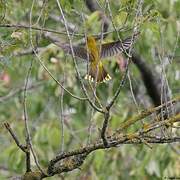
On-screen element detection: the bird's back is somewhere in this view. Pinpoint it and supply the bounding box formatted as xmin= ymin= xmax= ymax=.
xmin=87 ymin=36 xmax=99 ymax=62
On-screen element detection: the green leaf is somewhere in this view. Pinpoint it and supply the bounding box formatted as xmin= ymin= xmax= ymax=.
xmin=94 ymin=150 xmax=105 ymax=171
xmin=115 ymin=11 xmax=128 ymax=26
xmin=145 ymin=159 xmax=160 ymax=177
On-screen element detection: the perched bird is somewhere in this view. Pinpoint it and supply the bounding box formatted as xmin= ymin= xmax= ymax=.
xmin=54 ymin=34 xmax=137 ymax=82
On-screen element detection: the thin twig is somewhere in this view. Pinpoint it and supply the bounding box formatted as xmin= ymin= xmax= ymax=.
xmin=0 ymin=81 xmax=44 ymax=103
xmin=0 ymin=23 xmax=83 ymax=37
xmin=23 ymin=58 xmax=33 ymax=172
xmin=0 ymin=21 xmax=130 ymax=37
xmin=26 ymin=1 xmax=46 ymax=174
xmin=47 ymin=112 xmax=180 ymax=175
xmin=100 ymin=0 xmax=143 ymax=145
xmin=115 ymin=96 xmax=180 ymax=133
xmin=128 ymin=70 xmax=139 ymax=111
xmin=4 ymin=123 xmax=27 ymax=152
xmin=56 ymin=0 xmax=103 ymax=113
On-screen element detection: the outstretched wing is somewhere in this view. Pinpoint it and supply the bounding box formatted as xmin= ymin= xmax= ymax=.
xmin=54 ymin=41 xmax=89 ymax=60
xmin=54 ymin=33 xmax=139 ymax=60
xmin=100 ymin=35 xmax=137 ymax=58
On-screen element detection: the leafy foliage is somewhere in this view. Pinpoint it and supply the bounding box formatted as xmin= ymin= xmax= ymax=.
xmin=0 ymin=0 xmax=179 ymax=179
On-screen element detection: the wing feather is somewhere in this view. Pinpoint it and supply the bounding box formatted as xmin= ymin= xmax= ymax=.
xmin=54 ymin=41 xmax=89 ymax=60
xmin=53 ymin=33 xmax=139 ymax=60
xmin=100 ymin=34 xmax=138 ymax=58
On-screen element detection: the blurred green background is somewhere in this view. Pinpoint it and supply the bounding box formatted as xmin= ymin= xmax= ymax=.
xmin=0 ymin=0 xmax=179 ymax=179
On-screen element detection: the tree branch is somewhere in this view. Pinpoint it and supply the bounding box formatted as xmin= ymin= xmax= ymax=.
xmin=6 ymin=103 xmax=180 ymax=179
xmin=0 ymin=81 xmax=44 ymax=103
xmin=115 ymin=95 xmax=180 ymax=133
xmin=4 ymin=123 xmax=31 ymax=172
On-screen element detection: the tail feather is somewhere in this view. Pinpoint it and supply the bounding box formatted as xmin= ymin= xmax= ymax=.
xmin=85 ymin=62 xmax=111 ymax=83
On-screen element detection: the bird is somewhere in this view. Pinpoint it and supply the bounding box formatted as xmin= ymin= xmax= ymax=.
xmin=54 ymin=34 xmax=138 ymax=83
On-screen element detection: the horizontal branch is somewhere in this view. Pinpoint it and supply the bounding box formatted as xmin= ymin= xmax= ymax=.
xmin=116 ymin=96 xmax=180 ymax=132
xmin=7 ymin=110 xmax=180 ymax=179
xmin=12 ymin=47 xmax=44 ymax=56
xmin=0 ymin=81 xmax=44 ymax=103
xmin=0 ymin=23 xmax=129 ymax=38
xmin=0 ymin=24 xmax=83 ymax=37
xmin=47 ymin=112 xmax=180 ymax=176
xmin=47 ymin=135 xmax=180 ymax=176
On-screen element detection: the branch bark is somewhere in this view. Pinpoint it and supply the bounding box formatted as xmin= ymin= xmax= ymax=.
xmin=5 ymin=97 xmax=180 ymax=179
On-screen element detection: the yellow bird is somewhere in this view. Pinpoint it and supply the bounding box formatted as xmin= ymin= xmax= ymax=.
xmin=85 ymin=36 xmax=111 ymax=82
xmin=54 ymin=35 xmax=137 ymax=82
